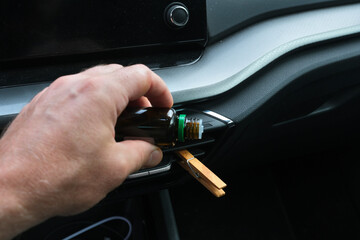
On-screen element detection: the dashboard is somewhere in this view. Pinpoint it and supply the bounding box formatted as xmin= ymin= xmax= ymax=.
xmin=2 ymin=0 xmax=360 ymax=239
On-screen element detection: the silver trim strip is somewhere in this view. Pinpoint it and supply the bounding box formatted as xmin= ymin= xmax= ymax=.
xmin=127 ymin=171 xmax=149 ymax=179
xmin=203 ymin=110 xmax=234 ymax=126
xmin=127 ymin=164 xmax=172 ymax=179
xmin=148 ymin=164 xmax=171 ymax=175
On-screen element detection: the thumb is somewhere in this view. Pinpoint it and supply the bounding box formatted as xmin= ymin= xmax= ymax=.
xmin=105 ymin=140 xmax=163 ymax=179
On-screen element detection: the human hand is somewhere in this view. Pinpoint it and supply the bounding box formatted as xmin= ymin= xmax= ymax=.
xmin=0 ymin=64 xmax=173 ymax=239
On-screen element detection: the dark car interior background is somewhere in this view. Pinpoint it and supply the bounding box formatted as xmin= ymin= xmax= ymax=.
xmin=2 ymin=0 xmax=360 ymax=239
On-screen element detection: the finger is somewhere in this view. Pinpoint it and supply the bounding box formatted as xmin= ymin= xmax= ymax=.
xmin=128 ymin=96 xmax=152 ymax=108
xmin=122 ymin=65 xmax=173 ymax=107
xmin=82 ymin=64 xmax=123 ymax=76
xmin=106 ymin=64 xmax=173 ymax=114
xmin=104 ymin=140 xmax=163 ymax=182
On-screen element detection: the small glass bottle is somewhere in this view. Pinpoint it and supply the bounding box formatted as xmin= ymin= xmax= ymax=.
xmin=115 ymin=107 xmax=204 ymax=147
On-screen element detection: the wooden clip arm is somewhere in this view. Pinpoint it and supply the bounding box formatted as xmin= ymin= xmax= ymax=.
xmin=176 ymin=149 xmax=227 ymax=197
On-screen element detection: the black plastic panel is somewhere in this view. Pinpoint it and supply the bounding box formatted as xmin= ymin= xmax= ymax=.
xmin=18 ymin=190 xmax=179 ymax=240
xmin=0 ymin=46 xmax=203 ymax=88
xmin=0 ymin=0 xmax=207 ymax=62
xmin=182 ymin=35 xmax=360 ymax=167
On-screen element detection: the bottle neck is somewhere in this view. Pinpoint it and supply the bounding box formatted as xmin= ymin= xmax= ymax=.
xmin=177 ymin=114 xmax=204 ymax=142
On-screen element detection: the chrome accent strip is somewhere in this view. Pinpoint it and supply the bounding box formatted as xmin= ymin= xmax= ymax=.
xmin=127 ymin=171 xmax=149 ymax=179
xmin=203 ymin=110 xmax=234 ymax=126
xmin=148 ymin=164 xmax=172 ymax=175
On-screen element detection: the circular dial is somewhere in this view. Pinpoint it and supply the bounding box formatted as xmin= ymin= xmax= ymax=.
xmin=165 ymin=3 xmax=189 ymax=28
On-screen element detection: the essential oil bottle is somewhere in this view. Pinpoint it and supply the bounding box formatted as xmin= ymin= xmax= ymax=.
xmin=115 ymin=107 xmax=204 ymax=147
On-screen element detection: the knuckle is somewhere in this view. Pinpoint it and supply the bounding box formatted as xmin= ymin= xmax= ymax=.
xmin=133 ymin=63 xmax=149 ymax=70
xmin=83 ymin=64 xmax=124 ymax=75
xmin=133 ymin=64 xmax=153 ymax=87
xmin=53 ymin=75 xmax=71 ymax=87
xmin=134 ymin=64 xmax=151 ymax=78
xmin=56 ymin=75 xmax=70 ymax=82
xmin=108 ymin=63 xmax=123 ymax=69
xmin=117 ymin=157 xmax=132 ymax=174
xmin=77 ymin=77 xmax=102 ymax=94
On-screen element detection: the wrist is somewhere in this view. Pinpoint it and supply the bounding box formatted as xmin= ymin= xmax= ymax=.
xmin=0 ymin=141 xmax=45 ymax=239
xmin=0 ymin=189 xmax=34 ymax=239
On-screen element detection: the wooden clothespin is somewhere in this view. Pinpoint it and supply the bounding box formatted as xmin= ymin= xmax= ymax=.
xmin=176 ymin=149 xmax=227 ymax=197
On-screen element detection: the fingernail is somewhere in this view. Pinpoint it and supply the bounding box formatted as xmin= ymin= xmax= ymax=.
xmin=148 ymin=148 xmax=162 ymax=166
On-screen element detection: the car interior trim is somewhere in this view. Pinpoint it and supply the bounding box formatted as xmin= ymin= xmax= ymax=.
xmin=203 ymin=110 xmax=235 ymax=126
xmin=128 ymin=164 xmax=172 ymax=179
xmin=156 ymin=3 xmax=360 ymax=103
xmin=1 ymin=4 xmax=360 ymax=119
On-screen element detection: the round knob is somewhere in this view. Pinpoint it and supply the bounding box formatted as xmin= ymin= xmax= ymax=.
xmin=165 ymin=3 xmax=189 ymax=28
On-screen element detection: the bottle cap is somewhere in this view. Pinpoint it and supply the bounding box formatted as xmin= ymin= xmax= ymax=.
xmin=178 ymin=114 xmax=186 ymax=142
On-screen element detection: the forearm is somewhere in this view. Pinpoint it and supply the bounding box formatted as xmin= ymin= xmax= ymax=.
xmin=0 ymin=191 xmax=37 ymax=240
xmin=0 ymin=141 xmax=44 ymax=240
